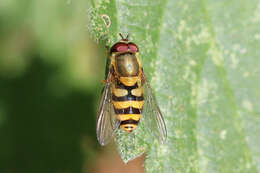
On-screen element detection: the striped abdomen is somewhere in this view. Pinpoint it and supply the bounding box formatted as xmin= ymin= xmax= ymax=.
xmin=112 ymin=81 xmax=144 ymax=133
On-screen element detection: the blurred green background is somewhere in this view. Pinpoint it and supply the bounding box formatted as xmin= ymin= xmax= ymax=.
xmin=0 ymin=0 xmax=109 ymax=172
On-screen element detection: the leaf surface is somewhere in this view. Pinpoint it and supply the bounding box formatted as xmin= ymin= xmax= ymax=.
xmin=90 ymin=0 xmax=260 ymax=172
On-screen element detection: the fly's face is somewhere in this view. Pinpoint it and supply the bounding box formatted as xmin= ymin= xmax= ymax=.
xmin=110 ymin=41 xmax=139 ymax=54
xmin=96 ymin=33 xmax=167 ymax=146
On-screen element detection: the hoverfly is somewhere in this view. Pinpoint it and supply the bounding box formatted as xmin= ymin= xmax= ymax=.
xmin=96 ymin=33 xmax=167 ymax=146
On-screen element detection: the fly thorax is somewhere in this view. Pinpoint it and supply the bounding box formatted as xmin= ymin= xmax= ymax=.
xmin=115 ymin=53 xmax=139 ymax=77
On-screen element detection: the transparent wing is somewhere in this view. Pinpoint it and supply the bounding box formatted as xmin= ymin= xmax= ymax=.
xmin=142 ymin=73 xmax=167 ymax=143
xmin=96 ymin=73 xmax=120 ymax=146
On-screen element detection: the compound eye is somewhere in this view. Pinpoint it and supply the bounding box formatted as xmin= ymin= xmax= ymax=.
xmin=128 ymin=43 xmax=139 ymax=52
xmin=111 ymin=43 xmax=128 ymax=53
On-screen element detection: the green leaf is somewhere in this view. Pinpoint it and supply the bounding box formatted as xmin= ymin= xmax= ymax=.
xmin=89 ymin=0 xmax=260 ymax=172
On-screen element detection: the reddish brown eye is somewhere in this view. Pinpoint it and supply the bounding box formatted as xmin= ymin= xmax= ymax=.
xmin=110 ymin=43 xmax=128 ymax=53
xmin=128 ymin=42 xmax=139 ymax=52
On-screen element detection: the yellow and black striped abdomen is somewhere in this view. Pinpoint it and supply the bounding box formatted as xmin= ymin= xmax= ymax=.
xmin=112 ymin=80 xmax=144 ymax=133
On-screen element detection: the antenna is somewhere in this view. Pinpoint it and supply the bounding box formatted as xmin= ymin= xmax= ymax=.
xmin=119 ymin=33 xmax=129 ymax=41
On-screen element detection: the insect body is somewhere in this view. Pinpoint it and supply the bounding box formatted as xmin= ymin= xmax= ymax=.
xmin=96 ymin=34 xmax=167 ymax=146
